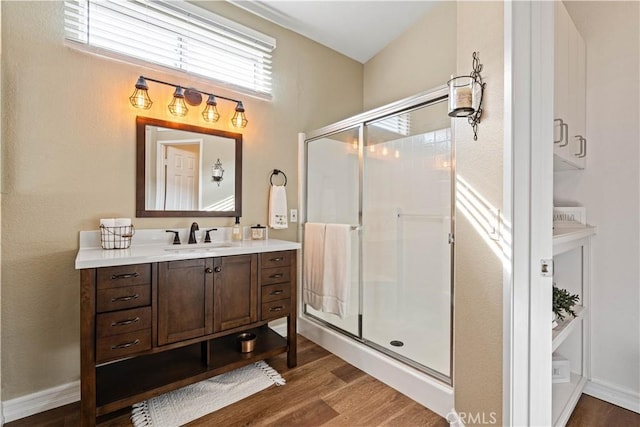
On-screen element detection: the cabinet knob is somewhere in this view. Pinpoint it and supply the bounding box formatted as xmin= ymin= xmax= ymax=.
xmin=214 ymin=266 xmax=222 ymax=273
xmin=205 ymin=267 xmax=213 ymax=274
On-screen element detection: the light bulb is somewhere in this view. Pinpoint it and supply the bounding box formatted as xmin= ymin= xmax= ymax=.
xmin=382 ymin=147 xmax=388 ymax=156
xmin=395 ymin=150 xmax=400 ymax=158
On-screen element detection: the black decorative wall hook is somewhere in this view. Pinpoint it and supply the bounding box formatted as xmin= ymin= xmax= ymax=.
xmin=468 ymin=52 xmax=486 ymax=141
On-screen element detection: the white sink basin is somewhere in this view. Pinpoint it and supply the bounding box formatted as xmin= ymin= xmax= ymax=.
xmin=164 ymin=242 xmax=234 ymax=252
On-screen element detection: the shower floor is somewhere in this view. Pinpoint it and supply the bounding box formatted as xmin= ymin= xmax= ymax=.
xmin=363 ymin=314 xmax=450 ymax=377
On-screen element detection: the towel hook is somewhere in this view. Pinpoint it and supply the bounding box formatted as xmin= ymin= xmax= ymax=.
xmin=270 ymin=169 xmax=287 ymax=186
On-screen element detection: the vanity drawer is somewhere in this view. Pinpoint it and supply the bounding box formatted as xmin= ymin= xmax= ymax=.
xmin=261 ymin=299 xmax=291 ymax=321
xmin=261 ymin=283 xmax=291 ymax=303
xmin=96 ymin=285 xmax=150 ymax=313
xmin=96 ymin=329 xmax=151 ymax=362
xmin=260 ymin=251 xmax=291 ymax=269
xmin=261 ymin=267 xmax=290 ymax=286
xmin=96 ymin=264 xmax=151 ymax=290
xmin=96 ymin=307 xmax=151 ymax=338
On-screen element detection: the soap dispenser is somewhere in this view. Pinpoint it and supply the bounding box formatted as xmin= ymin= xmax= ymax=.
xmin=232 ymin=217 xmax=242 ymax=241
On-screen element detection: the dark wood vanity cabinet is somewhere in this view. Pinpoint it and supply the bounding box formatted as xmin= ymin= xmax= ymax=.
xmin=213 ymin=254 xmax=258 ymax=332
xmin=157 ymin=258 xmax=214 ymax=345
xmin=80 ymin=250 xmax=297 ymax=426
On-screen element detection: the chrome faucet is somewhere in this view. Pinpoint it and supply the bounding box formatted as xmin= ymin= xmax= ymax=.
xmin=188 ymin=222 xmax=199 ymax=244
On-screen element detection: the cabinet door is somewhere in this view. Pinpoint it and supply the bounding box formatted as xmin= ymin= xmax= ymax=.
xmin=213 ymin=254 xmax=258 ymax=332
xmin=554 ymin=0 xmax=570 ymax=160
xmin=554 ymin=1 xmax=587 ymax=170
xmin=569 ymin=31 xmax=587 ymax=168
xmin=157 ymin=258 xmax=213 ymax=345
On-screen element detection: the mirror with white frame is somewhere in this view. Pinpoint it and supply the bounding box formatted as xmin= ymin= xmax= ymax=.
xmin=136 ymin=117 xmax=242 ymax=217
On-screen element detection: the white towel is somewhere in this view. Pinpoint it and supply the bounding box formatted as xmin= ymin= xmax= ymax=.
xmin=114 ymin=218 xmax=131 ymax=227
xmin=303 ymin=223 xmax=351 ymax=318
xmin=303 ymin=223 xmax=325 ymax=312
xmin=100 ymin=218 xmax=116 ymax=249
xmin=269 ymin=185 xmax=288 ymax=229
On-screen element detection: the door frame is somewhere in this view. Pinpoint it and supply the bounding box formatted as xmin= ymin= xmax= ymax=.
xmin=155 ymin=138 xmax=203 ymax=210
xmin=504 ymin=1 xmax=555 ymax=425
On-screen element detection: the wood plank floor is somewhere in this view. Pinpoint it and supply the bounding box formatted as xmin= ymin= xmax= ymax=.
xmin=6 ymin=335 xmax=640 ymax=426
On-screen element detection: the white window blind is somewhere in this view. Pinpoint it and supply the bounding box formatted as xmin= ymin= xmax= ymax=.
xmin=64 ymin=0 xmax=275 ymax=97
xmin=371 ymin=114 xmax=411 ymax=136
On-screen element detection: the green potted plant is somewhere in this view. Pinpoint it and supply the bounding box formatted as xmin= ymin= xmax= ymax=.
xmin=553 ymin=283 xmax=580 ymax=324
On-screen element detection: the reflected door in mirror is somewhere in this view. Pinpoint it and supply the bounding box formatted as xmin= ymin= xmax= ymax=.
xmin=136 ymin=117 xmax=243 ymax=218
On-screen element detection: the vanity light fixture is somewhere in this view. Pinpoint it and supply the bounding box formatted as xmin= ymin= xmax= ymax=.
xmin=212 ymin=158 xmax=224 ymax=185
xmin=129 ymin=75 xmax=248 ymax=128
xmin=231 ymin=102 xmax=248 ymax=128
xmin=167 ymin=86 xmax=188 ymax=117
xmin=447 ymin=52 xmax=486 ymax=140
xmin=129 ymin=76 xmax=153 ymax=109
xmin=202 ymin=95 xmax=220 ymax=122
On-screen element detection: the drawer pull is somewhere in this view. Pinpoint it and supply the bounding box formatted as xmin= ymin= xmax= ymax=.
xmin=269 ymin=273 xmax=284 ymax=279
xmin=111 ymin=317 xmax=140 ymax=327
xmin=270 ymin=257 xmax=284 ymax=262
xmin=269 ymin=306 xmax=285 ymax=312
xmin=111 ymin=272 xmax=140 ymax=280
xmin=269 ymin=290 xmax=284 ymax=296
xmin=110 ymin=294 xmax=140 ymax=302
xmin=111 ymin=339 xmax=140 ymax=350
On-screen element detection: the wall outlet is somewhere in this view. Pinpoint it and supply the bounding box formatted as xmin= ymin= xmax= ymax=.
xmin=290 ymin=209 xmax=298 ymax=222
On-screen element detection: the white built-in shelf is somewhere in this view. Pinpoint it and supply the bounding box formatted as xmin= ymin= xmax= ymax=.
xmin=553 ymin=225 xmax=597 ymax=256
xmin=552 ymin=305 xmax=585 ymax=352
xmin=552 ymin=372 xmax=588 ymax=426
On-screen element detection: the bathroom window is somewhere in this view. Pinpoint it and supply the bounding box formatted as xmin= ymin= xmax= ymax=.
xmin=64 ymin=0 xmax=275 ymax=97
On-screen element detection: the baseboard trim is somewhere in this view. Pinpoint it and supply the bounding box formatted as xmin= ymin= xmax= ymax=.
xmin=2 ymin=381 xmax=80 ymax=423
xmin=298 ymin=316 xmax=453 ymax=418
xmin=445 ymin=409 xmax=466 ymax=426
xmin=269 ymin=321 xmax=288 ymax=337
xmin=584 ymin=379 xmax=640 ymax=414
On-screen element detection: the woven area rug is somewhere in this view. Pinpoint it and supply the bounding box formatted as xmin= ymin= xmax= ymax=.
xmin=131 ymin=361 xmax=285 ymax=427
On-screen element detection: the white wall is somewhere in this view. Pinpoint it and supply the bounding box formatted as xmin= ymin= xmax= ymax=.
xmin=555 ymin=1 xmax=640 ymax=400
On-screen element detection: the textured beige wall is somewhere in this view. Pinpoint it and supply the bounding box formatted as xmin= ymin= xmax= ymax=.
xmin=453 ymin=2 xmax=504 ymax=425
xmin=363 ymin=1 xmax=457 ymax=110
xmin=363 ymin=2 xmax=505 ymax=424
xmin=1 ymin=1 xmax=362 ymax=399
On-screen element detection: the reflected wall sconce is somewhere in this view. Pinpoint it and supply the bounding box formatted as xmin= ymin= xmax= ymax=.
xmin=212 ymin=158 xmax=224 ymax=186
xmin=129 ymin=75 xmax=248 ymax=128
xmin=447 ymin=52 xmax=486 ymax=140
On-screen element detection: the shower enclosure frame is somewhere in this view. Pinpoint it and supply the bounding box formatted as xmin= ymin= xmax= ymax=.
xmin=299 ymin=85 xmax=455 ymax=385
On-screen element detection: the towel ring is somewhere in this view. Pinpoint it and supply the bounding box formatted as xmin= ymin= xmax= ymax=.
xmin=270 ymin=169 xmax=287 ymax=186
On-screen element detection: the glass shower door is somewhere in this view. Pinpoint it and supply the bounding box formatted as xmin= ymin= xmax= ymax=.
xmin=362 ymin=101 xmax=453 ymax=380
xmin=304 ymin=126 xmax=361 ymax=337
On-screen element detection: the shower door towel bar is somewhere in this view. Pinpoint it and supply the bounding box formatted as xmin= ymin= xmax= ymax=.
xmin=302 ymin=223 xmax=360 ymax=231
xmin=397 ymin=213 xmax=446 ymax=221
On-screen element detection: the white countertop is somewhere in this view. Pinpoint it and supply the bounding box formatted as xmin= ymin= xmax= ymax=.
xmin=75 ymin=228 xmax=301 ymax=269
xmin=552 ymin=225 xmax=596 ymax=256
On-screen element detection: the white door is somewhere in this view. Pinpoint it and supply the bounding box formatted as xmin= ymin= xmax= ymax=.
xmin=164 ymin=145 xmax=198 ymax=210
